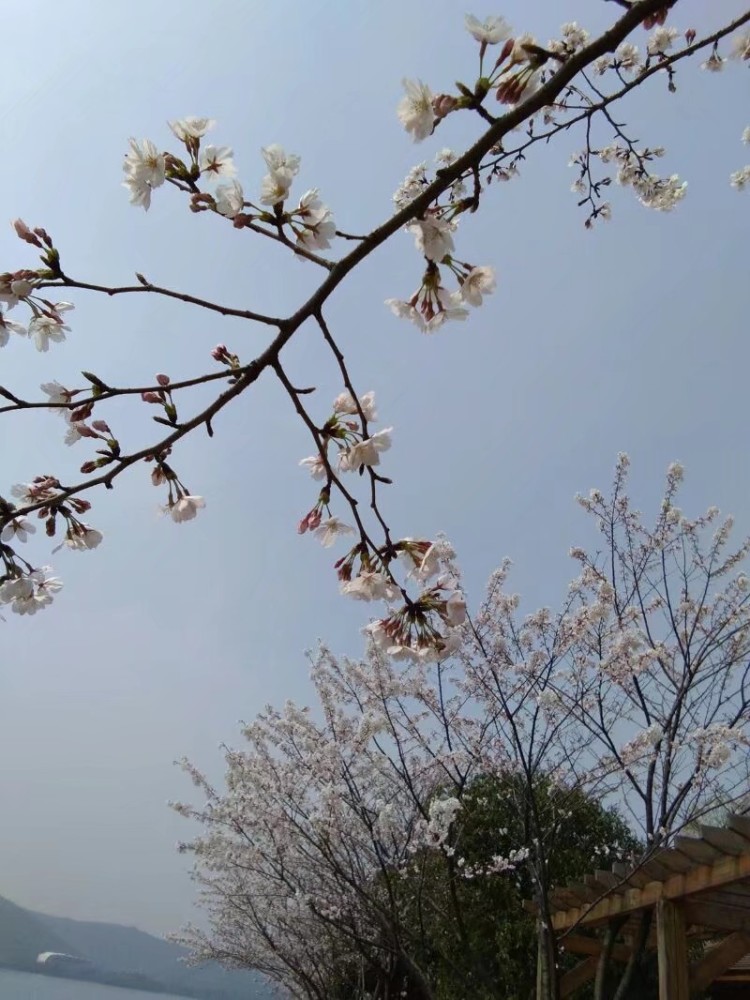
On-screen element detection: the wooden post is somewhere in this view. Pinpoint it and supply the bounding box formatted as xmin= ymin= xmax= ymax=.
xmin=656 ymin=900 xmax=689 ymax=1000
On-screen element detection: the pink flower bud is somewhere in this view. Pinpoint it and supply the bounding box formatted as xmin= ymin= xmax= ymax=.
xmin=76 ymin=423 xmax=99 ymax=439
xmin=432 ymin=94 xmax=458 ymax=119
xmin=91 ymin=419 xmax=111 ymax=433
xmin=156 ymin=373 xmax=170 ymax=387
xmin=141 ymin=391 xmax=162 ymax=403
xmin=685 ymin=28 xmax=696 ymax=45
xmin=13 ymin=219 xmax=43 ymax=247
xmin=211 ymin=344 xmax=229 ymax=362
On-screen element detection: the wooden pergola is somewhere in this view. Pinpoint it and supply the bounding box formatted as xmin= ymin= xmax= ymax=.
xmin=532 ymin=815 xmax=750 ymax=998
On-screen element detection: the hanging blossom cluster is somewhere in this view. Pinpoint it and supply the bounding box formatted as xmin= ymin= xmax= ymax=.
xmin=386 ymin=154 xmax=497 ymax=332
xmin=297 ymin=389 xmax=466 ymax=661
xmin=0 ymin=222 xmax=73 ymax=352
xmin=0 ymin=474 xmax=102 ymax=617
xmin=123 ymin=118 xmax=337 ymax=254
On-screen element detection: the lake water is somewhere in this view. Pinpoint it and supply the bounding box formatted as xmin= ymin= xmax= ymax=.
xmin=0 ymin=968 xmax=191 ymax=999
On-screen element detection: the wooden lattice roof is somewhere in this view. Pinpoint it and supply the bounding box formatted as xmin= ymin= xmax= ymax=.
xmin=526 ymin=814 xmax=750 ymax=998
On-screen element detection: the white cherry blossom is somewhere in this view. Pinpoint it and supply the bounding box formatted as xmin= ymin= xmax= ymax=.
xmin=397 ymin=79 xmax=435 ymax=143
xmin=1 ymin=517 xmax=36 ymax=543
xmin=340 ymin=571 xmax=398 ymax=601
xmin=339 ymin=428 xmax=393 ymax=471
xmin=166 ymin=495 xmax=206 ymax=523
xmin=464 ymin=14 xmax=511 ymax=45
xmin=199 ymin=145 xmax=236 ymax=178
xmin=28 ymin=316 xmax=69 ymax=352
xmin=313 ymin=518 xmax=355 ymax=548
xmin=168 ymin=117 xmax=215 ymax=141
xmin=407 ymin=216 xmax=455 ymax=262
xmin=214 ymin=179 xmax=244 ymax=217
xmin=332 ymin=391 xmax=377 ymax=422
xmin=459 ymin=266 xmax=496 ymax=306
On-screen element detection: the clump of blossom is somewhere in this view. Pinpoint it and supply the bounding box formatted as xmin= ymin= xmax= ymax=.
xmin=214 ymin=179 xmax=245 ymax=218
xmin=289 ymin=190 xmax=336 ymax=251
xmin=260 ymin=145 xmax=301 ymax=205
xmin=386 ymin=262 xmax=469 ymax=333
xmin=647 ymin=26 xmax=679 ymax=56
xmin=596 ymin=143 xmax=686 ymax=211
xmin=407 ymin=215 xmax=456 ymax=262
xmin=123 ymin=138 xmax=166 ymax=210
xmin=168 ymin=117 xmax=215 ymax=143
xmin=495 ymin=34 xmax=548 ymax=105
xmin=0 ymin=567 xmax=63 ymax=616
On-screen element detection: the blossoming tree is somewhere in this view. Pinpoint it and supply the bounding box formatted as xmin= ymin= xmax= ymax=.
xmin=1 ymin=0 xmax=749 ymax=661
xmin=172 ymin=457 xmax=750 ymax=999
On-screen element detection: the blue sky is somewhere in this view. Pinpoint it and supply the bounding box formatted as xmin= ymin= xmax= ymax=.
xmin=0 ymin=0 xmax=748 ymax=935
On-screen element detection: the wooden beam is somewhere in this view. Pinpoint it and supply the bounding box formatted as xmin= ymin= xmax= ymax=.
xmin=560 ymin=934 xmax=630 ymax=963
xmin=560 ymin=956 xmax=599 ymax=998
xmin=674 ymin=836 xmax=723 ymax=865
xmin=654 ymin=848 xmax=694 ymax=874
xmin=657 ymin=900 xmax=689 ymax=1000
xmin=594 ymin=869 xmax=624 ymax=890
xmin=699 ymin=825 xmax=750 ymax=857
xmin=728 ymin=814 xmax=750 ymax=843
xmin=552 ymin=852 xmax=750 ymax=931
xmin=690 ymin=932 xmax=750 ymax=995
xmin=683 ymin=899 xmax=750 ymax=934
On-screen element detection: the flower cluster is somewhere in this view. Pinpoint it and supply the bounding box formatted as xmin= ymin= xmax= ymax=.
xmin=594 ymin=143 xmax=687 ymax=212
xmin=1 ymin=224 xmax=73 ymax=352
xmin=730 ymin=126 xmax=750 ymax=191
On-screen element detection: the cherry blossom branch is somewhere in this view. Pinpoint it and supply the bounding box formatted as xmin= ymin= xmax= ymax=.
xmin=0 ymin=367 xmax=238 ymax=414
xmin=8 ymin=360 xmax=264 ymax=519
xmin=40 ymin=271 xmax=283 ymax=326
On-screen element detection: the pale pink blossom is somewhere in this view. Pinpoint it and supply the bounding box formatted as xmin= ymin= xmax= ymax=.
xmin=339 ymin=428 xmax=393 ymax=471
xmin=0 ymin=567 xmax=63 ymax=615
xmin=299 ymin=455 xmax=327 ymax=480
xmin=166 ymin=495 xmax=206 ymax=523
xmin=459 ymin=266 xmax=496 ymax=306
xmin=215 ymin=179 xmax=245 ymax=217
xmin=0 ymin=311 xmax=26 ymax=346
xmin=407 ymin=216 xmax=455 ymax=262
xmin=168 ymin=117 xmax=215 ymax=141
xmin=332 ymin=391 xmax=377 ymax=422
xmin=1 ymin=517 xmax=36 ymax=543
xmin=730 ymin=166 xmax=750 ymax=191
xmin=60 ymin=525 xmax=104 ymax=551
xmin=386 ymin=290 xmax=468 ymax=333
xmin=314 ymin=518 xmax=355 ymax=548
xmin=464 ymin=14 xmax=511 ymax=45
xmin=294 ymin=190 xmax=336 ymax=251
xmin=647 ymin=26 xmax=679 ymax=55
xmin=444 ymin=591 xmax=467 ymax=626
xmin=28 ymin=316 xmax=68 ymax=352
xmin=340 ymin=571 xmax=398 ymax=602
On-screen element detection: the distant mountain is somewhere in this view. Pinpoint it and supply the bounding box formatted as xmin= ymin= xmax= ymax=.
xmin=0 ymin=894 xmax=74 ymax=969
xmin=0 ymin=893 xmax=274 ymax=999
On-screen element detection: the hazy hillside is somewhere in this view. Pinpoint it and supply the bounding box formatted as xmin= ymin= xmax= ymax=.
xmin=0 ymin=894 xmax=274 ymax=999
xmin=0 ymin=895 xmax=76 ymax=969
